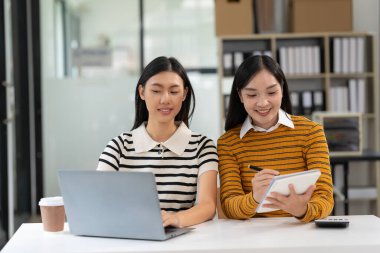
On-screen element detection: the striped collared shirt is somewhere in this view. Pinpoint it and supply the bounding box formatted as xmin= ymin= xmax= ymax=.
xmin=97 ymin=122 xmax=218 ymax=211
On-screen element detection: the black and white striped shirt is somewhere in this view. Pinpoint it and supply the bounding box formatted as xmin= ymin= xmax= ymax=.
xmin=97 ymin=122 xmax=218 ymax=212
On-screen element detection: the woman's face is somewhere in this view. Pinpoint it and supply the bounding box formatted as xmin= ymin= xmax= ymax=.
xmin=239 ymin=69 xmax=283 ymax=130
xmin=139 ymin=71 xmax=187 ymax=125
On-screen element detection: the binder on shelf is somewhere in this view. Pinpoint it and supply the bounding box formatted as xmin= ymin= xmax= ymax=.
xmin=279 ymin=47 xmax=288 ymax=74
xmin=313 ymin=90 xmax=324 ymax=112
xmin=349 ymin=37 xmax=357 ymax=73
xmin=337 ymin=86 xmax=349 ymax=112
xmin=341 ymin=86 xmax=349 ymax=112
xmin=290 ymin=91 xmax=300 ymax=115
xmin=253 ymin=50 xmax=261 ymax=56
xmin=357 ymin=78 xmax=366 ymax=113
xmin=312 ymin=46 xmax=321 ymax=74
xmin=300 ymin=46 xmax=308 ymax=74
xmin=294 ymin=47 xmax=302 ymax=74
xmin=278 ymin=46 xmax=319 ymax=75
xmin=333 ymin=38 xmax=342 ymax=73
xmin=263 ymin=50 xmax=272 ymax=58
xmin=223 ymin=52 xmax=233 ymax=76
xmin=348 ymin=79 xmax=358 ymax=112
xmin=287 ymin=47 xmax=295 ymax=75
xmin=356 ymin=37 xmax=365 ymax=73
xmin=330 ymin=86 xmax=349 ymax=112
xmin=341 ymin=38 xmax=350 ymax=73
xmin=301 ymin=91 xmax=313 ymax=115
xmin=252 ymin=50 xmax=273 ymax=58
xmin=331 ymin=36 xmax=365 ymax=74
xmin=329 ymin=87 xmax=338 ymax=112
xmin=306 ymin=46 xmax=313 ymax=74
xmin=233 ymin=52 xmax=244 ymax=74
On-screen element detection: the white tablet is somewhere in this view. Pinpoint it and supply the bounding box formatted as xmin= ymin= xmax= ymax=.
xmin=256 ymin=169 xmax=321 ymax=213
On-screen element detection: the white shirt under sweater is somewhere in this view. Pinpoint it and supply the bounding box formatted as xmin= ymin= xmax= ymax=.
xmin=97 ymin=122 xmax=219 ymax=212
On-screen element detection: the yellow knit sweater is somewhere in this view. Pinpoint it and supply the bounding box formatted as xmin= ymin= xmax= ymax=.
xmin=217 ymin=115 xmax=334 ymax=222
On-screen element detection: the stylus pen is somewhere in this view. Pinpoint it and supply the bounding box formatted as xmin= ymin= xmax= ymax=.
xmin=248 ymin=165 xmax=263 ymax=172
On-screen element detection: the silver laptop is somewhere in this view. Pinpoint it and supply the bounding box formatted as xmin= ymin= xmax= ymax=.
xmin=58 ymin=170 xmax=193 ymax=240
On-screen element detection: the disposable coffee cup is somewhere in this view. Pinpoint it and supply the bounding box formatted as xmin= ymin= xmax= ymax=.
xmin=39 ymin=196 xmax=65 ymax=232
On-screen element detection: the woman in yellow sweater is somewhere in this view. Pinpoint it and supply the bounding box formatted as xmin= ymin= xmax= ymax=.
xmin=218 ymin=55 xmax=334 ymax=222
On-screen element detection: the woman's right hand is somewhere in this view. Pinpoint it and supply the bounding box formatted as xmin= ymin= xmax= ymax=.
xmin=251 ymin=169 xmax=279 ymax=203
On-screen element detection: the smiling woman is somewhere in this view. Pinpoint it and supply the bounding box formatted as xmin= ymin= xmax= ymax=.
xmin=138 ymin=71 xmax=187 ymax=132
xmin=238 ymin=70 xmax=283 ymax=130
xmin=97 ymin=56 xmax=218 ymax=229
xmin=218 ymin=55 xmax=334 ymax=222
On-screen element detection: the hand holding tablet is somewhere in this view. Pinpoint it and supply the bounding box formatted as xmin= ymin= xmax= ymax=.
xmin=255 ymin=169 xmax=321 ymax=213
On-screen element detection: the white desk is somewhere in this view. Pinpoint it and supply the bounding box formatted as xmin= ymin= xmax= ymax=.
xmin=2 ymin=215 xmax=380 ymax=253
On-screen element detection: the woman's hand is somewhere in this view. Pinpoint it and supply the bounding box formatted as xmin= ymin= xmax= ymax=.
xmin=264 ymin=184 xmax=315 ymax=217
xmin=251 ymin=169 xmax=279 ymax=203
xmin=161 ymin=210 xmax=182 ymax=228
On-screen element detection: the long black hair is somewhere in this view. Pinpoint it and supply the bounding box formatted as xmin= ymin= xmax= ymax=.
xmin=225 ymin=55 xmax=292 ymax=131
xmin=132 ymin=56 xmax=195 ymax=130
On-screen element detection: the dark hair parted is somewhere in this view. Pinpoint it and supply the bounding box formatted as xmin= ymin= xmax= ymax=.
xmin=225 ymin=55 xmax=292 ymax=131
xmin=132 ymin=56 xmax=195 ymax=130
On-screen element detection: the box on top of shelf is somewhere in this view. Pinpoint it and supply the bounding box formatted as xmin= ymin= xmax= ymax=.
xmin=215 ymin=0 xmax=254 ymax=36
xmin=312 ymin=112 xmax=362 ymax=156
xmin=291 ymin=0 xmax=352 ymax=33
xmin=255 ymin=0 xmax=291 ymax=33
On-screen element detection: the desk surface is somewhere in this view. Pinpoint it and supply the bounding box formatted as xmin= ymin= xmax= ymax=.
xmin=2 ymin=215 xmax=380 ymax=253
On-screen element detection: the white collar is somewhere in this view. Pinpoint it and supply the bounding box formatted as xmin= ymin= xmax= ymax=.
xmin=240 ymin=109 xmax=294 ymax=139
xmin=132 ymin=122 xmax=192 ymax=155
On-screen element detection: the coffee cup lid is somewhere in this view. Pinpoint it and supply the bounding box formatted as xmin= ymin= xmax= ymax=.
xmin=39 ymin=196 xmax=64 ymax=206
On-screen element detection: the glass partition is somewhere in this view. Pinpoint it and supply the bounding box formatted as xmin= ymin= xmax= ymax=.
xmin=41 ymin=0 xmax=220 ymax=197
xmin=41 ymin=0 xmax=140 ymax=196
xmin=143 ymin=0 xmax=217 ymax=68
xmin=144 ymin=0 xmax=220 ymax=140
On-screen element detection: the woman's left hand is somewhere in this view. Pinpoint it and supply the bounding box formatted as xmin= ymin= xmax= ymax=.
xmin=263 ymin=184 xmax=315 ymax=217
xmin=161 ymin=210 xmax=182 ymax=228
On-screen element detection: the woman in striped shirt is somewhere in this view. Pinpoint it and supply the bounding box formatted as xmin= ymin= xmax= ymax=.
xmin=218 ymin=55 xmax=333 ymax=222
xmin=97 ymin=56 xmax=218 ymax=228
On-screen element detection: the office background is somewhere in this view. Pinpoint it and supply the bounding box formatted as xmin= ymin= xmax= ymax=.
xmin=0 ymin=0 xmax=379 ymax=249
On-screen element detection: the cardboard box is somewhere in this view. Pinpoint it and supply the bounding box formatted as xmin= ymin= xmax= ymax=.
xmin=255 ymin=0 xmax=291 ymax=33
xmin=215 ymin=0 xmax=254 ymax=36
xmin=292 ymin=0 xmax=352 ymax=33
